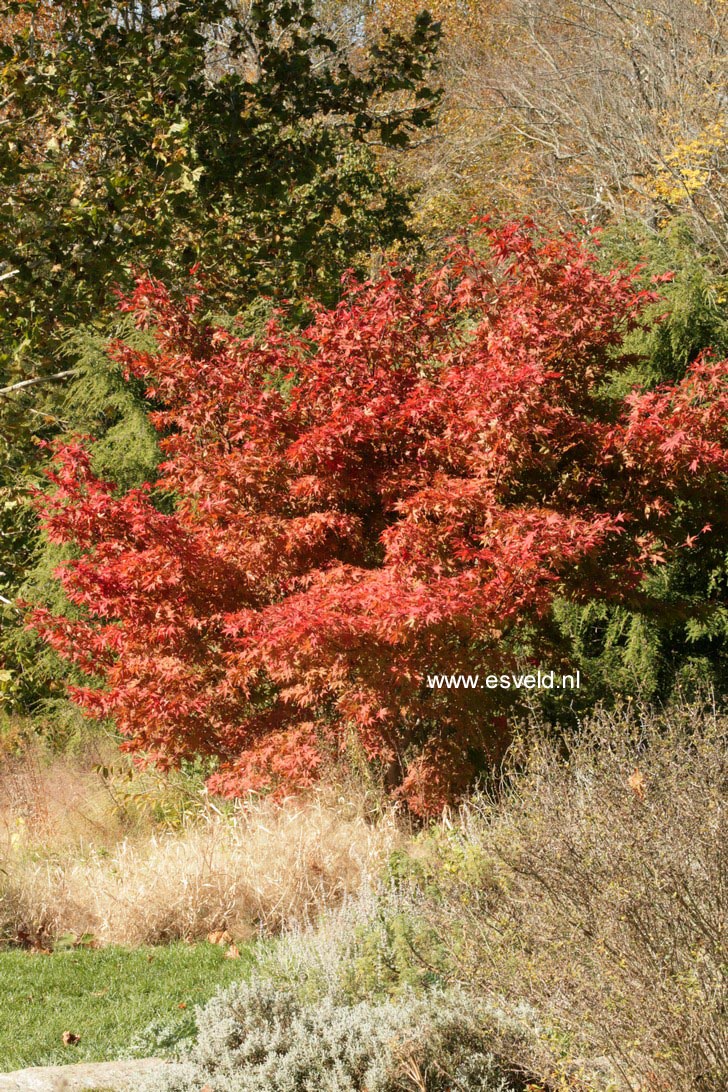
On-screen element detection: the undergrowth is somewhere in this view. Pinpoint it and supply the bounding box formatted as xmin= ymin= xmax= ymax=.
xmin=1 ymin=700 xmax=725 ymax=1092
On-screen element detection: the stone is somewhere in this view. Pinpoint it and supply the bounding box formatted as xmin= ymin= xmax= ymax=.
xmin=0 ymin=1058 xmax=167 ymax=1092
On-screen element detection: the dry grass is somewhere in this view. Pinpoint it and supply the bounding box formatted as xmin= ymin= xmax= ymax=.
xmin=0 ymin=745 xmax=403 ymax=946
xmin=0 ymin=738 xmax=133 ymax=850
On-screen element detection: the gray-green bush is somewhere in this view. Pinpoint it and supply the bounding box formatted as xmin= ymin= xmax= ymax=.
xmin=140 ymin=979 xmax=524 ymax=1092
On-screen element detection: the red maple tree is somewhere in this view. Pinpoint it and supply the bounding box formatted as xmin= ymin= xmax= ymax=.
xmin=29 ymin=221 xmax=728 ymax=813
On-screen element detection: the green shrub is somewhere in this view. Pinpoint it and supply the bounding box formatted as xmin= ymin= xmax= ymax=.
xmin=337 ymin=909 xmax=450 ymax=1001
xmin=552 ymin=221 xmax=728 ymax=714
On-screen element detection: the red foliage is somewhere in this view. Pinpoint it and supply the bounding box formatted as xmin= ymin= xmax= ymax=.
xmin=29 ymin=221 xmax=728 ymax=813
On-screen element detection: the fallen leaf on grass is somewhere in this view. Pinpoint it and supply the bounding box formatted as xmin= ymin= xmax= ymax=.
xmin=62 ymin=1031 xmax=80 ymax=1046
xmin=206 ymin=930 xmax=232 ymax=946
xmin=225 ymin=944 xmax=241 ymax=959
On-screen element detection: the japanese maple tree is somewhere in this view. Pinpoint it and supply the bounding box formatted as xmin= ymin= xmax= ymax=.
xmin=29 ymin=221 xmax=728 ymax=813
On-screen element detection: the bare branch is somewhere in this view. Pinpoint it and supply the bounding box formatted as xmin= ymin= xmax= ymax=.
xmin=0 ymin=369 xmax=79 ymax=398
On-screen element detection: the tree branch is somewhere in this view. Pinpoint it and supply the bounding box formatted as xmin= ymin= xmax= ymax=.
xmin=0 ymin=369 xmax=79 ymax=398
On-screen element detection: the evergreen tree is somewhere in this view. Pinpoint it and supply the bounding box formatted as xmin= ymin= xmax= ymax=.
xmin=552 ymin=220 xmax=728 ymax=711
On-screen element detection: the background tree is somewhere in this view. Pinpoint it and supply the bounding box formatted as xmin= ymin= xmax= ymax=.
xmin=371 ymin=0 xmax=727 ymax=256
xmin=552 ymin=219 xmax=728 ymax=705
xmin=0 ymin=0 xmax=440 ymax=370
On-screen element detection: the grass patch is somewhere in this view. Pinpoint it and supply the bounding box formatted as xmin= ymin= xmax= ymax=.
xmin=0 ymin=941 xmax=254 ymax=1070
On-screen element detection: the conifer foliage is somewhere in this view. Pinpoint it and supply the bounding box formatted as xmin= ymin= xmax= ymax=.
xmin=28 ymin=223 xmax=728 ymax=813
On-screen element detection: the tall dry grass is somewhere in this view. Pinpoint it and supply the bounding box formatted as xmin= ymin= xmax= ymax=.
xmin=0 ymin=737 xmax=132 ymax=850
xmin=0 ymin=744 xmax=403 ymax=946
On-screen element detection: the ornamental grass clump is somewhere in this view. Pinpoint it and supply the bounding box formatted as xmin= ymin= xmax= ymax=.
xmin=0 ymin=790 xmax=400 ymax=946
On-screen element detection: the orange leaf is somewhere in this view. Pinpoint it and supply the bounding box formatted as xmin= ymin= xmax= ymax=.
xmin=628 ymin=767 xmax=646 ymax=801
xmin=206 ymin=929 xmax=232 ymax=946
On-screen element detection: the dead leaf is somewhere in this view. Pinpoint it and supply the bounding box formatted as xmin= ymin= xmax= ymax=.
xmin=178 ymin=1002 xmax=187 ymax=1009
xmin=62 ymin=1031 xmax=80 ymax=1046
xmin=206 ymin=930 xmax=231 ymax=946
xmin=225 ymin=944 xmax=241 ymax=960
xmin=628 ymin=767 xmax=646 ymax=801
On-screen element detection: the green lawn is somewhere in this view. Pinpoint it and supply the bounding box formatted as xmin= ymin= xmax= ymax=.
xmin=0 ymin=942 xmax=254 ymax=1071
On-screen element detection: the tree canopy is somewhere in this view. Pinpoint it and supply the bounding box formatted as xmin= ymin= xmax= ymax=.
xmin=0 ymin=0 xmax=441 ymax=376
xmin=29 ymin=223 xmax=728 ymax=811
